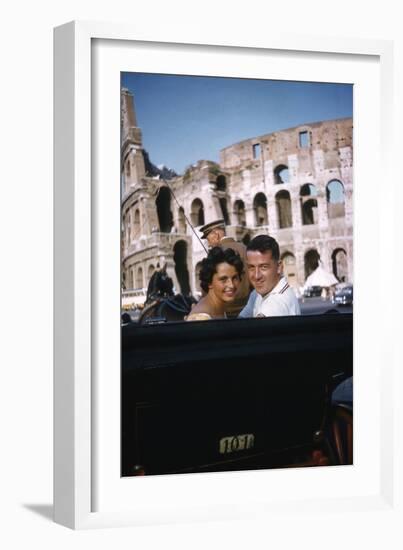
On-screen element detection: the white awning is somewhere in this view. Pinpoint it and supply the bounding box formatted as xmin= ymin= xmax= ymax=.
xmin=303 ymin=264 xmax=338 ymax=289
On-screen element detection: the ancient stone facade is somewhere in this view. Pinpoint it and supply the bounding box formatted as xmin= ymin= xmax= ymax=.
xmin=121 ymin=88 xmax=353 ymax=298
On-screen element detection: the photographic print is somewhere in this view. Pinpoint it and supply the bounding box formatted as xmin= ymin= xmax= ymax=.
xmin=120 ymin=73 xmax=353 ymax=477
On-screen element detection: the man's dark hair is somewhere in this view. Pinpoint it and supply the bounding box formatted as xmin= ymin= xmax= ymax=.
xmin=199 ymin=246 xmax=243 ymax=293
xmin=246 ymin=234 xmax=280 ymax=261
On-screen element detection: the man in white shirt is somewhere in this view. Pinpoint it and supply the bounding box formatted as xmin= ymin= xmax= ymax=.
xmin=245 ymin=234 xmax=300 ymax=317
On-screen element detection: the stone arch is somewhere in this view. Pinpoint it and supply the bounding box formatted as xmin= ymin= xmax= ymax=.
xmin=214 ymin=175 xmax=230 ymax=224
xmin=216 ymin=175 xmax=227 ymax=192
xmin=281 ymin=251 xmax=297 ymax=287
xmin=133 ymin=208 xmax=140 ymax=240
xmin=233 ymin=199 xmax=246 ymax=226
xmin=304 ymin=249 xmax=320 ymax=280
xmin=173 ymin=240 xmax=191 ymax=295
xmin=332 ymin=248 xmax=348 ymax=282
xmin=253 ymin=143 xmax=261 ymax=159
xmin=123 ymin=212 xmax=130 ymax=247
xmin=148 ymin=264 xmax=156 ymax=279
xmin=156 ymin=186 xmax=173 ymax=233
xmin=275 ymin=190 xmax=293 ymax=228
xmin=136 ymin=266 xmax=144 ymax=289
xmin=300 ymin=184 xmax=318 ymax=225
xmin=242 ymin=233 xmax=251 ymax=246
xmin=126 ymin=267 xmax=133 ymax=290
xmin=178 ymin=207 xmax=186 ymax=234
xmin=327 ymin=179 xmax=345 ymax=218
xmin=190 ymin=198 xmax=205 ymax=226
xmin=253 ymin=192 xmax=268 ymax=226
xmin=300 ymin=183 xmax=317 ymax=196
xmin=219 ymin=197 xmax=230 ymax=225
xmin=274 ymin=164 xmax=289 ymax=184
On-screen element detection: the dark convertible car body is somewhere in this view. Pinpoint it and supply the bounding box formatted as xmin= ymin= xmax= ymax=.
xmin=121 ymin=314 xmax=353 ymax=476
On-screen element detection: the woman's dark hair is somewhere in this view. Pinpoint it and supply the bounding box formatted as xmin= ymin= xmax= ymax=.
xmin=199 ymin=246 xmax=244 ymax=293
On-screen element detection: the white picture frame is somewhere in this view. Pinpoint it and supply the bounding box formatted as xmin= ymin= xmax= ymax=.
xmin=54 ymin=21 xmax=400 ymax=532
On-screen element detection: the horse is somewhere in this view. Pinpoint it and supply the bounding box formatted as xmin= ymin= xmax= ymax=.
xmin=145 ymin=265 xmax=175 ymax=303
xmin=139 ymin=293 xmax=196 ymax=324
xmin=138 ymin=265 xmax=196 ymax=324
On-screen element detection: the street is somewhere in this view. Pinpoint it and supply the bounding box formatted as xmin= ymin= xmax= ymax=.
xmin=299 ymin=296 xmax=353 ymax=315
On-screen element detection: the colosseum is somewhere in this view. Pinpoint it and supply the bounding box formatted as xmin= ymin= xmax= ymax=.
xmin=121 ymin=88 xmax=353 ymax=303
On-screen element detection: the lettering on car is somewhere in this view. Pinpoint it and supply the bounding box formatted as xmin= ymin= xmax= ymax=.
xmin=219 ymin=434 xmax=255 ymax=454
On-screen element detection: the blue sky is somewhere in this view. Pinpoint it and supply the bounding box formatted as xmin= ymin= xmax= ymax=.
xmin=121 ymin=73 xmax=353 ymax=175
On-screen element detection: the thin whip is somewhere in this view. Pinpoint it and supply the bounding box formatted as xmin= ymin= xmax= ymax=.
xmin=162 ymin=178 xmax=208 ymax=254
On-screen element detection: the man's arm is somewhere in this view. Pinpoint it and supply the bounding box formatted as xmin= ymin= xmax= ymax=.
xmin=238 ymin=289 xmax=257 ymax=318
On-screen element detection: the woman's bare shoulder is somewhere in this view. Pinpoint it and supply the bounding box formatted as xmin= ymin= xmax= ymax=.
xmin=185 ymin=312 xmax=212 ymax=321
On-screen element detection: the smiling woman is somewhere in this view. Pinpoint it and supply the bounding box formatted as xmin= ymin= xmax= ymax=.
xmin=186 ymin=247 xmax=243 ymax=320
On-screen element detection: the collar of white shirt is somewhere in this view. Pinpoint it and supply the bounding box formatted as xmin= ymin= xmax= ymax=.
xmin=262 ymin=276 xmax=289 ymax=298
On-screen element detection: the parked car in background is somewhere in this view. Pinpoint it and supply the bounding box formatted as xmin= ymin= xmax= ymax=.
xmin=303 ymin=285 xmax=323 ymax=298
xmin=332 ymin=283 xmax=353 ymax=306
